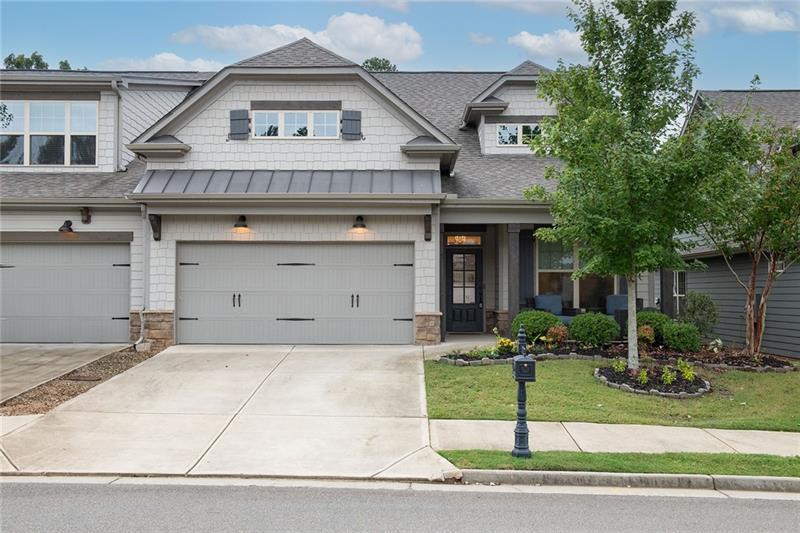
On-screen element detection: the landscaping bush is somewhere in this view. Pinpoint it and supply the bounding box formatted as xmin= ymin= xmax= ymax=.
xmin=637 ymin=311 xmax=671 ymax=343
xmin=569 ymin=313 xmax=620 ymax=346
xmin=678 ymin=291 xmax=719 ymax=337
xmin=663 ymin=321 xmax=702 ymax=352
xmin=637 ymin=325 xmax=655 ymax=345
xmin=511 ymin=310 xmax=563 ymax=339
xmin=544 ymin=324 xmax=569 ymax=349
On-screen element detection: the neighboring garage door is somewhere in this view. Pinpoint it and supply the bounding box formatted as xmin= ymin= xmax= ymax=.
xmin=177 ymin=242 xmax=414 ymax=344
xmin=0 ymin=243 xmax=131 ymax=342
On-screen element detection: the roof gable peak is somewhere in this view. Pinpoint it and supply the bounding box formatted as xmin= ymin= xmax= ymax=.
xmin=507 ymin=60 xmax=551 ymax=76
xmin=235 ymin=38 xmax=357 ymax=68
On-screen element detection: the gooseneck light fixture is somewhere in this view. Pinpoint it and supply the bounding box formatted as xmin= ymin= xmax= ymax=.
xmin=58 ymin=220 xmax=74 ymax=233
xmin=233 ymin=215 xmax=250 ymax=233
xmin=352 ymin=215 xmax=366 ymax=231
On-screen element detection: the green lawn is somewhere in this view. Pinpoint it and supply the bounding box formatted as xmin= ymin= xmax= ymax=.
xmin=440 ymin=450 xmax=800 ymax=477
xmin=425 ymin=359 xmax=800 ymax=432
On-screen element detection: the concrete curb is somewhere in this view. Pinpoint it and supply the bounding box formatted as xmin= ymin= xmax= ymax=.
xmin=461 ymin=469 xmax=800 ymax=492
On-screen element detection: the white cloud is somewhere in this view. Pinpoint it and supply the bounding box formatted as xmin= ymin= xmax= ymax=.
xmin=710 ymin=5 xmax=797 ymax=32
xmin=98 ymin=52 xmax=225 ymax=71
xmin=508 ymin=29 xmax=585 ymax=62
xmin=171 ymin=12 xmax=423 ymax=63
xmin=468 ymin=32 xmax=495 ymax=45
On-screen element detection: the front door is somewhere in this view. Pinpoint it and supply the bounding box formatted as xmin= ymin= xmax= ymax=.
xmin=446 ymin=249 xmax=483 ymax=332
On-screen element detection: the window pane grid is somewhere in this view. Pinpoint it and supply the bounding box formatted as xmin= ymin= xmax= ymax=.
xmin=30 ymin=102 xmax=65 ymax=132
xmin=313 ymin=111 xmax=338 ymax=137
xmin=497 ymin=123 xmax=542 ymax=145
xmin=70 ymin=102 xmax=97 ymax=133
xmin=0 ymin=102 xmax=25 ymax=133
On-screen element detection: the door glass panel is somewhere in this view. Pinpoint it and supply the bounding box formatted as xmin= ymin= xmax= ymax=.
xmin=452 ymin=289 xmax=464 ymax=304
xmin=453 ymin=271 xmax=464 ymax=284
xmin=464 ymin=288 xmax=475 ymax=304
xmin=465 ymin=271 xmax=475 ymax=287
xmin=453 ymin=254 xmax=464 ymax=270
xmin=465 ymin=254 xmax=475 ymax=269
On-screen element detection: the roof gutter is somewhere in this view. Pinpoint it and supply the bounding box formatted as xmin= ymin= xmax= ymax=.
xmin=460 ymin=101 xmax=509 ymax=128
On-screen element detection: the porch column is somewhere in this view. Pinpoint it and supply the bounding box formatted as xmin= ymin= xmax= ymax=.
xmin=508 ymin=223 xmax=520 ymax=320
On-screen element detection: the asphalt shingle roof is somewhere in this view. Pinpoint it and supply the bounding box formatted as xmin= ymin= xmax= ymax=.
xmin=373 ymin=71 xmax=560 ymax=198
xmin=236 ymin=38 xmax=356 ymax=68
xmin=698 ymin=90 xmax=800 ymax=129
xmin=0 ymin=160 xmax=146 ymax=199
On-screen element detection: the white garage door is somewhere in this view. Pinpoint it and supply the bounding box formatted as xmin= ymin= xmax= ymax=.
xmin=177 ymin=242 xmax=414 ymax=344
xmin=0 ymin=243 xmax=131 ymax=343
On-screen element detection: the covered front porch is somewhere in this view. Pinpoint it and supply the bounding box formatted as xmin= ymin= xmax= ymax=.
xmin=437 ymin=200 xmax=659 ymax=340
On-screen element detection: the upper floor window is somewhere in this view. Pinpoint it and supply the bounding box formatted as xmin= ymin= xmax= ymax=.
xmin=252 ymin=110 xmax=339 ymax=139
xmin=496 ymin=123 xmax=541 ymax=146
xmin=0 ymin=100 xmax=97 ymax=166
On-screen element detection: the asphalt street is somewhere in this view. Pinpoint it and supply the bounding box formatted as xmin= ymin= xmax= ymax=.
xmin=1 ymin=481 xmax=798 ymax=532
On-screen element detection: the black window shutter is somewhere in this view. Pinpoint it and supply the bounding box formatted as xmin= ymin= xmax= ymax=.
xmin=341 ymin=110 xmax=361 ymax=140
xmin=229 ymin=109 xmax=250 ymax=140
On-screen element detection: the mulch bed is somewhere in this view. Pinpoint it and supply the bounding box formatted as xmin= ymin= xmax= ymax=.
xmin=596 ymin=367 xmax=710 ymax=398
xmin=0 ymin=347 xmax=157 ymax=416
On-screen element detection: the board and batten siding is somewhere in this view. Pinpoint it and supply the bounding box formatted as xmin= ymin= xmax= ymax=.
xmin=685 ymin=254 xmax=799 ymax=357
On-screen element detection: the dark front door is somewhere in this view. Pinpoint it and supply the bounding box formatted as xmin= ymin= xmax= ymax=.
xmin=446 ymin=249 xmax=483 ymax=332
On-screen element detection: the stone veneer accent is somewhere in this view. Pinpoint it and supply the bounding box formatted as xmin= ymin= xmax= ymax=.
xmin=141 ymin=310 xmax=175 ymax=350
xmin=488 ymin=309 xmax=511 ymax=336
xmin=415 ymin=312 xmax=442 ymax=345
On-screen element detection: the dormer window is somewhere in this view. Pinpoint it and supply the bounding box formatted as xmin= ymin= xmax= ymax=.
xmin=0 ymin=100 xmax=97 ymax=166
xmin=252 ymin=110 xmax=340 ymax=139
xmin=496 ymin=123 xmax=541 ymax=146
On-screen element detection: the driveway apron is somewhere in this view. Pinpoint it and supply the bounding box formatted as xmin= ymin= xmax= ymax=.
xmin=0 ymin=345 xmax=454 ymax=480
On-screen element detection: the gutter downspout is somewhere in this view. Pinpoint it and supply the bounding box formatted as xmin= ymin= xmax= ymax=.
xmin=110 ymin=79 xmax=122 ymax=171
xmin=133 ymin=203 xmax=149 ymax=350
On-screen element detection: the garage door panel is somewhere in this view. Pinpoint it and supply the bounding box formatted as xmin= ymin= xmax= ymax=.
xmin=0 ymin=243 xmax=131 ymax=343
xmin=177 ymin=242 xmax=415 ymax=344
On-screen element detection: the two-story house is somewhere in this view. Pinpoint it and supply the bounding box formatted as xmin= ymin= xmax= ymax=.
xmin=0 ymin=38 xmax=657 ymax=348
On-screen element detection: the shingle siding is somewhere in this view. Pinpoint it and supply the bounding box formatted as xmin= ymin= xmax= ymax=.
xmin=685 ymin=255 xmax=799 ymax=357
xmin=145 ymin=81 xmax=439 ymax=172
xmin=121 ymin=87 xmax=190 ymax=165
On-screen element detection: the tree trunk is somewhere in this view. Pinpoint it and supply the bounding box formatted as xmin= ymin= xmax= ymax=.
xmin=742 ymin=254 xmax=760 ymax=356
xmin=754 ymin=257 xmax=779 ymax=354
xmin=627 ymin=276 xmax=639 ymax=369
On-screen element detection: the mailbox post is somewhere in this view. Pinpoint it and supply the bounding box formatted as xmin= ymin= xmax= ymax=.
xmin=511 ymin=324 xmax=536 ymax=458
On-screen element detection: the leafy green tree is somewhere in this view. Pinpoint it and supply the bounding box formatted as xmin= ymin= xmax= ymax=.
xmin=3 ymin=52 xmax=84 ymax=70
xmin=693 ymin=89 xmax=800 ymax=355
xmin=0 ymin=103 xmax=10 ymax=129
xmin=361 ymin=57 xmax=397 ymax=72
xmin=527 ymin=0 xmax=716 ymax=369
xmin=4 ymin=52 xmax=49 ymax=69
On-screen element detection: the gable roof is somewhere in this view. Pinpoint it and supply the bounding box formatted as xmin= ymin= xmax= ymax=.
xmin=696 ymin=90 xmax=800 ymax=129
xmin=236 ymin=38 xmax=356 ymax=68
xmin=508 ymin=60 xmax=551 ymax=76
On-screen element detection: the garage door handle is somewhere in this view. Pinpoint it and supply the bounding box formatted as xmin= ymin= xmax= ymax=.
xmin=351 ymin=294 xmax=354 ymax=308
xmin=356 ymin=294 xmax=360 ymax=308
xmin=238 ymin=293 xmax=241 ymax=307
xmin=233 ymin=293 xmax=236 ymax=307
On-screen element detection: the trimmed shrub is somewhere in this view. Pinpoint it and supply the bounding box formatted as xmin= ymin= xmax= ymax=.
xmin=511 ymin=310 xmax=563 ymax=339
xmin=545 ymin=324 xmax=569 ymax=348
xmin=637 ymin=324 xmax=655 ymax=345
xmin=663 ymin=321 xmax=702 ymax=352
xmin=637 ymin=311 xmax=671 ymax=343
xmin=678 ymin=291 xmax=719 ymax=337
xmin=569 ymin=313 xmax=620 ymax=346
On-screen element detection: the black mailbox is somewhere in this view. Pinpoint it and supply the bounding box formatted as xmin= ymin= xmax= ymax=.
xmin=512 ymin=354 xmax=536 ymax=382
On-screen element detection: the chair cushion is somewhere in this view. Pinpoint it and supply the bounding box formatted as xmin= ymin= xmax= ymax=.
xmin=535 ymin=294 xmax=563 ymax=315
xmin=606 ymin=294 xmax=628 ymax=315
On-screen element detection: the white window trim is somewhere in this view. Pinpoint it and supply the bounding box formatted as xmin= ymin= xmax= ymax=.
xmin=1 ymin=100 xmax=98 ymax=167
xmin=251 ymin=110 xmax=340 ymax=140
xmin=496 ymin=123 xmax=541 ymax=147
xmin=673 ymin=270 xmax=686 ymax=314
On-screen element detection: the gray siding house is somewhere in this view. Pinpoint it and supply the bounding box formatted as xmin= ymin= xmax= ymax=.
xmin=0 ymin=38 xmax=658 ymax=348
xmin=669 ymin=90 xmax=800 ymax=357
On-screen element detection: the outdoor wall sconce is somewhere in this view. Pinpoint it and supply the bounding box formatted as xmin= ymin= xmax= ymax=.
xmin=352 ymin=215 xmax=367 ymax=232
xmin=80 ymin=206 xmax=92 ymax=224
xmin=148 ymin=214 xmax=162 ymax=241
xmin=424 ymin=214 xmax=432 ymax=242
xmin=233 ymin=215 xmax=250 ymax=233
xmin=58 ymin=220 xmax=74 ymax=232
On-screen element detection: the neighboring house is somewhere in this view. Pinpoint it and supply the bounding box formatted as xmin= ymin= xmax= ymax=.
xmin=0 ymin=38 xmax=657 ymax=348
xmin=666 ymin=90 xmax=800 ymax=357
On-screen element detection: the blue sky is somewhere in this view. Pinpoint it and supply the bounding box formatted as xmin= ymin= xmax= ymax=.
xmin=1 ymin=1 xmax=798 ymax=89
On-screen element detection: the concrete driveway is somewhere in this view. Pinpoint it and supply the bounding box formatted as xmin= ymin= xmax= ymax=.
xmin=0 ymin=345 xmax=456 ymax=481
xmin=0 ymin=344 xmax=128 ymax=402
